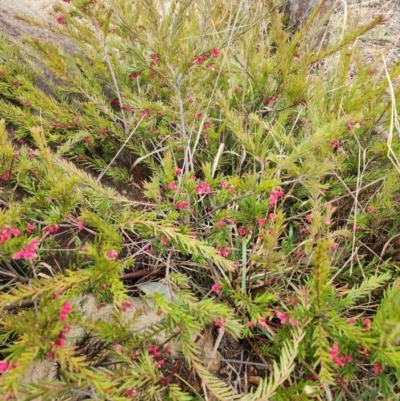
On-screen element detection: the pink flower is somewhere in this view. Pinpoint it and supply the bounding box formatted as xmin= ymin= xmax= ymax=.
xmin=246 ymin=321 xmax=254 ymax=327
xmin=55 ymin=337 xmax=65 ymax=347
xmin=305 ymin=214 xmax=313 ymax=223
xmin=215 ymin=220 xmax=224 ymax=228
xmin=362 ymin=318 xmax=371 ymax=332
xmin=150 ymin=54 xmax=159 ymax=65
xmin=329 ymin=242 xmax=338 ymax=251
xmin=214 ymin=318 xmax=225 ymax=328
xmin=373 ymin=362 xmax=384 ymax=375
xmin=125 ymin=388 xmax=137 ymax=398
xmin=9 ymin=228 xmax=20 ymax=236
xmin=0 ymin=360 xmax=10 ymax=373
xmin=167 ymin=182 xmax=177 ymax=190
xmin=234 ymin=86 xmax=243 ymax=93
xmin=148 ymin=345 xmax=161 ymax=357
xmin=330 ymin=140 xmax=340 ymax=149
xmin=257 ymin=218 xmax=267 ymax=227
xmin=347 ymin=318 xmax=356 ymax=325
xmin=294 ymin=250 xmax=302 ymax=258
xmin=175 ymin=201 xmax=188 ymax=209
xmin=207 ymin=64 xmax=215 ymax=70
xmin=195 ymin=56 xmax=203 ymax=65
xmin=105 ymin=249 xmax=118 ymax=260
xmin=114 ymin=344 xmax=122 ymax=351
xmin=194 ymin=112 xmax=204 ymax=119
xmin=269 ymin=189 xmax=284 ymax=207
xmin=195 ymin=181 xmax=212 ymax=195
xmin=44 ymin=224 xmax=60 ymax=234
xmin=188 ymin=232 xmax=196 ymax=237
xmin=328 ymin=343 xmax=353 ymax=368
xmin=0 ymin=227 xmax=20 ymax=243
xmin=220 ymin=180 xmax=229 ymax=189
xmin=238 ymin=227 xmax=249 ymax=236
xmin=77 ymin=220 xmax=84 ymax=231
xmin=56 ymin=14 xmax=66 ymax=25
xmin=328 ymin=343 xmax=340 ymax=357
xmin=128 ymin=72 xmax=140 ymax=80
xmin=174 ymin=168 xmax=182 ymax=175
xmin=331 ymin=355 xmax=345 ymax=367
xmin=259 ymin=318 xmax=268 ymax=329
xmin=203 ymin=121 xmax=213 ymax=131
xmin=276 ymin=311 xmax=288 ymax=324
xmin=155 ymin=359 xmax=165 ymax=368
xmin=63 ymin=0 xmax=71 ymax=3
xmin=266 ymin=97 xmax=276 ymax=106
xmin=59 ymin=301 xmax=72 ymax=321
xmin=140 ymin=108 xmax=152 ymax=119
xmin=120 ymin=301 xmax=133 ymax=312
xmin=324 ymin=218 xmax=332 ymax=225
xmin=215 ymin=247 xmax=231 ymax=257
xmin=212 ymin=48 xmax=220 ymax=57
xmin=12 ymin=239 xmax=38 ymax=260
xmin=211 ymin=282 xmax=222 ymax=293
xmin=25 ymin=224 xmax=35 ymax=234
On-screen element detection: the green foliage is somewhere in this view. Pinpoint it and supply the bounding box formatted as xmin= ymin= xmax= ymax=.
xmin=1 ymin=0 xmax=400 ymax=399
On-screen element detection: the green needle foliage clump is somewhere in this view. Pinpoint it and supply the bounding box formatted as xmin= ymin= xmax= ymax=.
xmin=1 ymin=0 xmax=400 ymax=399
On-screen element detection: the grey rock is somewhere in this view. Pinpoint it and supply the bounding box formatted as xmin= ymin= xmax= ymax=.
xmin=0 ymin=0 xmax=76 ymax=53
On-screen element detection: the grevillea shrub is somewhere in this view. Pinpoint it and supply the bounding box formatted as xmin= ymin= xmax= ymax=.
xmin=1 ymin=0 xmax=400 ymax=399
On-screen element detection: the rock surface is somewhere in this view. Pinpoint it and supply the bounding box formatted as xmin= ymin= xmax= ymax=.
xmin=0 ymin=0 xmax=75 ymax=52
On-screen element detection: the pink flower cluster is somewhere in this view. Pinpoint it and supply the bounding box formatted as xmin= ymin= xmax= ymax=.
xmin=167 ymin=182 xmax=177 ymax=190
xmin=125 ymin=388 xmax=137 ymax=398
xmin=0 ymin=226 xmax=20 ymax=243
xmin=140 ymin=108 xmax=152 ymax=119
xmin=59 ymin=301 xmax=72 ymax=321
xmin=105 ymin=249 xmax=118 ymax=260
xmin=56 ymin=14 xmax=66 ymax=25
xmin=238 ymin=227 xmax=249 ymax=236
xmin=211 ymin=282 xmax=222 ymax=293
xmin=269 ymin=189 xmax=284 ymax=208
xmin=276 ymin=311 xmax=298 ymax=325
xmin=148 ymin=344 xmax=167 ymax=369
xmin=373 ymin=362 xmax=384 ymax=375
xmin=53 ymin=324 xmax=71 ymax=349
xmin=175 ymin=201 xmax=188 ymax=209
xmin=120 ymin=300 xmax=133 ymax=312
xmin=43 ymin=224 xmax=60 ymax=234
xmin=148 ymin=344 xmax=161 ymax=357
xmin=215 ymin=246 xmax=231 ymax=257
xmin=259 ymin=317 xmax=268 ymax=330
xmin=276 ymin=311 xmax=288 ymax=324
xmin=25 ymin=224 xmax=35 ymax=234
xmin=328 ymin=343 xmax=353 ymax=367
xmin=195 ymin=181 xmax=212 ymax=195
xmin=0 ymin=360 xmax=10 ymax=374
xmin=150 ymin=54 xmax=159 ymax=65
xmin=12 ymin=239 xmax=38 ymax=260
